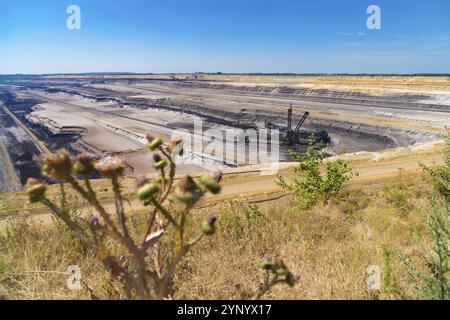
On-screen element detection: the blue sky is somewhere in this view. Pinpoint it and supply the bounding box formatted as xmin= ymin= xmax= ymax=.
xmin=0 ymin=0 xmax=449 ymax=74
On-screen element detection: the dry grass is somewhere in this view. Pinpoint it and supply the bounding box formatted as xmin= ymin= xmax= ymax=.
xmin=0 ymin=172 xmax=436 ymax=300
xmin=176 ymin=173 xmax=431 ymax=300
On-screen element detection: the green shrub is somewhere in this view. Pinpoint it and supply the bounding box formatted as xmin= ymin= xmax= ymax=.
xmin=277 ymin=141 xmax=357 ymax=210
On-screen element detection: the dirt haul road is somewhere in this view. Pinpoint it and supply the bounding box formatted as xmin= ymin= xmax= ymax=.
xmin=0 ymin=140 xmax=444 ymax=229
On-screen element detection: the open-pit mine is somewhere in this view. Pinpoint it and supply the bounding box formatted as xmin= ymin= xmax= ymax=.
xmin=0 ymin=74 xmax=449 ymax=191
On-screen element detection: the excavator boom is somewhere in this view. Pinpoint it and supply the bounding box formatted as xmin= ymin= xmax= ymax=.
xmin=295 ymin=111 xmax=310 ymax=132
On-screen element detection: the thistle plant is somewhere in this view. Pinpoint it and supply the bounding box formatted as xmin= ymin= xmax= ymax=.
xmin=383 ymin=192 xmax=449 ymax=300
xmin=25 ymin=135 xmax=222 ymax=300
xmin=421 ymin=133 xmax=450 ymax=201
xmin=256 ymin=258 xmax=299 ymax=299
xmin=384 ymin=133 xmax=450 ymax=300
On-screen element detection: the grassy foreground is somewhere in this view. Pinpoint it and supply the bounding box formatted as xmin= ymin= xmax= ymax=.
xmin=0 ymin=169 xmax=438 ymax=299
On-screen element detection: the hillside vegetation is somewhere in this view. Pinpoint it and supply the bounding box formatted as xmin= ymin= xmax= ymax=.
xmin=0 ymin=138 xmax=448 ymax=300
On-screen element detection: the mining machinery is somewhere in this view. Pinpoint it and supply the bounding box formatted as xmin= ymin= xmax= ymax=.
xmin=264 ymin=104 xmax=329 ymax=146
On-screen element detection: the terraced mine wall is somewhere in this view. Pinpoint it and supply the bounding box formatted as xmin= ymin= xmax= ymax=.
xmin=1 ymin=78 xmax=445 ymax=185
xmin=0 ymin=91 xmax=89 ymax=189
xmin=128 ymin=96 xmax=436 ymax=154
xmin=24 ymin=79 xmax=443 ymax=155
xmin=174 ymin=81 xmax=447 ymax=112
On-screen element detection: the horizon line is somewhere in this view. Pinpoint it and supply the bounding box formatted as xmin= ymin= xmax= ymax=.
xmin=1 ymin=72 xmax=450 ymax=77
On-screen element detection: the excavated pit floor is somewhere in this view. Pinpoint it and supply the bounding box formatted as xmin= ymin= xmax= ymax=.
xmin=0 ymin=76 xmax=448 ymax=190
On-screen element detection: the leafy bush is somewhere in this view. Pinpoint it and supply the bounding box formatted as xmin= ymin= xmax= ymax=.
xmin=276 ymin=142 xmax=357 ymax=210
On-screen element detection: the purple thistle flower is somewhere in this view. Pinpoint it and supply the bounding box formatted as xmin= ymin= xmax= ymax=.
xmin=91 ymin=215 xmax=99 ymax=225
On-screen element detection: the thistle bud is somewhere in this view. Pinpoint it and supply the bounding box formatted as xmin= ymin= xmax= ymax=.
xmin=146 ymin=133 xmax=155 ymax=143
xmin=153 ymin=159 xmax=168 ymax=170
xmin=275 ymin=268 xmax=289 ymax=276
xmin=95 ymin=156 xmax=125 ymax=178
xmin=152 ymin=153 xmax=162 ymax=163
xmin=154 ymin=176 xmax=164 ymax=184
xmin=173 ymin=175 xmax=202 ymax=205
xmin=137 ymin=183 xmax=161 ymax=201
xmin=201 ymin=215 xmax=217 ymax=236
xmin=25 ymin=178 xmax=47 ymax=203
xmin=148 ymin=138 xmax=163 ymax=151
xmin=73 ymin=153 xmax=94 ymax=176
xmin=286 ymin=274 xmax=300 ymax=287
xmin=39 ymin=150 xmax=72 ymax=179
xmin=259 ymin=261 xmax=274 ymax=271
xmin=76 ymin=153 xmax=92 ymax=166
xmin=199 ymin=175 xmax=221 ymax=194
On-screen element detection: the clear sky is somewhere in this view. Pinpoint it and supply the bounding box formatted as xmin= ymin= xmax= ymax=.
xmin=0 ymin=0 xmax=449 ymax=74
